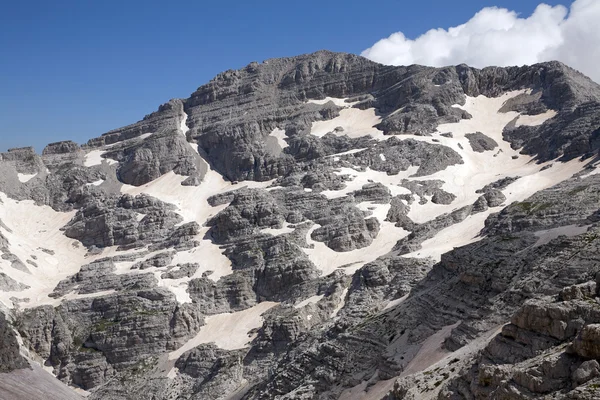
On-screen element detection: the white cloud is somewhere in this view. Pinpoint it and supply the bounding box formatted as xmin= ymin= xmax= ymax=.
xmin=361 ymin=0 xmax=600 ymax=83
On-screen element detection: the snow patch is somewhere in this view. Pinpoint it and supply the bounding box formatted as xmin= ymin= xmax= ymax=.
xmin=260 ymin=223 xmax=295 ymax=237
xmin=86 ymin=180 xmax=104 ymax=187
xmin=384 ymin=294 xmax=410 ymax=310
xmin=331 ymin=288 xmax=349 ymax=318
xmin=402 ymin=91 xmax=587 ymax=225
xmin=17 ymin=173 xmax=37 ymax=183
xmin=168 ymin=302 xmax=278 ymax=358
xmin=268 ymin=128 xmax=289 ymax=149
xmin=84 ymin=150 xmax=117 ymax=167
xmin=581 ymin=163 xmax=600 ymax=179
xmin=179 ymin=113 xmax=190 ymax=136
xmin=310 ymin=107 xmax=385 ymax=140
xmin=307 ymin=97 xmax=358 ymax=107
xmin=404 ymin=157 xmax=587 ymax=261
xmin=326 ymin=148 xmax=368 ymax=158
xmin=399 ymin=322 xmax=461 ymax=378
xmin=514 ymin=110 xmax=557 ymax=127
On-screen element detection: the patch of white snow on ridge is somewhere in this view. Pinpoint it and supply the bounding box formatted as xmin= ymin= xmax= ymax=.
xmin=84 ymin=150 xmax=117 ymax=167
xmin=17 ymin=173 xmax=37 ymax=183
xmin=331 ymin=288 xmax=349 ymax=318
xmin=269 ymin=128 xmax=289 ymax=149
xmin=406 ymin=91 xmax=531 ymax=223
xmin=514 ymin=110 xmax=557 ymax=127
xmin=179 ymin=112 xmax=190 ymax=136
xmin=310 ymin=103 xmax=385 ymax=140
xmin=384 ymin=294 xmax=410 ymax=310
xmin=405 ymin=157 xmax=587 ymax=262
xmin=307 ymin=97 xmax=358 ymax=107
xmin=86 ymin=180 xmax=104 ymax=187
xmin=406 ymin=91 xmax=585 ymax=224
xmin=581 ymin=162 xmax=600 ymax=179
xmin=136 ymin=132 xmax=154 ymax=141
xmin=169 ymin=302 xmax=278 ymax=358
xmin=326 ymin=148 xmax=368 ymax=158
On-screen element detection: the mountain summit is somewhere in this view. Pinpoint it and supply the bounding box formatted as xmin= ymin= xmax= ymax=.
xmin=1 ymin=51 xmax=600 ymax=399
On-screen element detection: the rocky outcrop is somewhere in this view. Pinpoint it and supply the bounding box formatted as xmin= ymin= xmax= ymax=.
xmin=0 ymin=312 xmax=29 ymax=372
xmin=0 ymin=272 xmax=30 ymax=292
xmin=42 ymin=141 xmax=80 ymax=155
xmin=344 ymin=137 xmax=463 ymax=177
xmin=17 ymin=289 xmax=201 ymax=390
xmin=62 ymin=193 xmax=183 ymax=249
xmin=400 ymin=179 xmax=456 ymax=205
xmin=484 ymin=173 xmax=600 ymax=236
xmin=175 ymin=344 xmax=246 ymax=398
xmin=0 ymin=147 xmax=43 ymax=175
xmin=465 ymin=132 xmax=498 ymax=152
xmin=105 ymin=130 xmax=204 ymax=186
xmin=87 ymin=99 xmax=184 ymax=148
xmin=207 ymin=187 xmax=384 ymax=252
xmin=439 ymin=280 xmax=600 ymax=399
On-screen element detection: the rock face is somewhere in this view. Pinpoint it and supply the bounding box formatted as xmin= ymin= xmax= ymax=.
xmin=62 ymin=193 xmax=184 ymax=249
xmin=106 ymin=130 xmax=204 ymax=186
xmin=436 ymin=281 xmax=600 ymax=400
xmin=87 ymin=99 xmax=184 ymax=148
xmin=1 ymin=51 xmax=600 ymax=400
xmin=0 ymin=312 xmax=29 ymax=372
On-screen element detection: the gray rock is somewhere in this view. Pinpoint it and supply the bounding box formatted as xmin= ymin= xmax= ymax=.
xmin=62 ymin=193 xmax=183 ymax=249
xmin=131 ymin=252 xmax=175 ymax=270
xmin=106 ymin=130 xmax=203 ymax=186
xmin=351 ymin=182 xmax=392 ymax=204
xmin=572 ymin=360 xmax=600 ymax=386
xmin=161 ymin=263 xmax=199 ymax=280
xmin=0 ymin=312 xmax=30 ymax=372
xmin=345 ymin=137 xmax=464 ymax=177
xmin=0 ymin=272 xmax=30 ymax=292
xmin=465 ymin=132 xmax=499 ymax=152
xmin=87 ymin=99 xmax=184 ymax=147
xmin=42 ymin=141 xmax=80 ymax=155
xmin=573 ymin=324 xmax=600 ymax=359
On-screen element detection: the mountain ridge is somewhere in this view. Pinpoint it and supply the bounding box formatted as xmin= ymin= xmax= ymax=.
xmin=0 ymin=50 xmax=599 ymax=400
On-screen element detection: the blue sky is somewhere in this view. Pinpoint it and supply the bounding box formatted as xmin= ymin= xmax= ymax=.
xmin=0 ymin=0 xmax=572 ymax=152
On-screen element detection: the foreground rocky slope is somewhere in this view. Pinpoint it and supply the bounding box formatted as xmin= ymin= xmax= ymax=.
xmin=0 ymin=50 xmax=599 ymax=399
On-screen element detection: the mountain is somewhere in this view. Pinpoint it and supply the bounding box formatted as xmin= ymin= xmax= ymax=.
xmin=1 ymin=50 xmax=600 ymax=399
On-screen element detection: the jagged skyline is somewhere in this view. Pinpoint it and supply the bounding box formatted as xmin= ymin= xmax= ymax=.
xmin=0 ymin=0 xmax=576 ymax=152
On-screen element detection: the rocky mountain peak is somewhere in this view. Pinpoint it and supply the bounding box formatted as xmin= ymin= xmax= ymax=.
xmin=1 ymin=50 xmax=600 ymax=399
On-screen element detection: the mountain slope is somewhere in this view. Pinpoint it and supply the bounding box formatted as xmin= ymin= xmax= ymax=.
xmin=0 ymin=51 xmax=599 ymax=399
